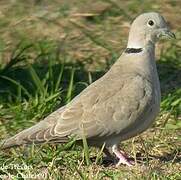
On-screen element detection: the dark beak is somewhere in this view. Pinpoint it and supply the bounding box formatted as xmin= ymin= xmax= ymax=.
xmin=162 ymin=29 xmax=176 ymax=39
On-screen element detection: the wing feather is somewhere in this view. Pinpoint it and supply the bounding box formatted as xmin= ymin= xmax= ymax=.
xmin=53 ymin=73 xmax=153 ymax=141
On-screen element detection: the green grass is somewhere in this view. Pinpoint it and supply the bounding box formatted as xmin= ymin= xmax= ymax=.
xmin=0 ymin=1 xmax=180 ymax=179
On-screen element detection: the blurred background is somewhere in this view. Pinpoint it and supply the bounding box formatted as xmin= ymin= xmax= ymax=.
xmin=0 ymin=0 xmax=180 ymax=179
xmin=0 ymin=0 xmax=180 ymax=66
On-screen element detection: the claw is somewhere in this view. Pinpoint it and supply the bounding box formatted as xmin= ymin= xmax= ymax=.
xmin=112 ymin=145 xmax=134 ymax=167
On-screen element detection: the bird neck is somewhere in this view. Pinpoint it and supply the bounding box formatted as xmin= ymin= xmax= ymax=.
xmin=127 ymin=28 xmax=156 ymax=50
xmin=125 ymin=48 xmax=143 ymax=54
xmin=126 ymin=39 xmax=155 ymax=54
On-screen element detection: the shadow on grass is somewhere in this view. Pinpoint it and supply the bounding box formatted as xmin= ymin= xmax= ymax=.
xmin=157 ymin=58 xmax=181 ymax=96
xmin=0 ymin=61 xmax=105 ymax=104
xmin=90 ymin=148 xmax=181 ymax=167
xmin=0 ymin=40 xmax=105 ymax=105
xmin=149 ymin=149 xmax=181 ymax=164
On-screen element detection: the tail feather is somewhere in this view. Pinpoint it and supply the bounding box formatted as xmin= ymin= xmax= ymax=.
xmin=1 ymin=123 xmax=46 ymax=149
xmin=1 ymin=107 xmax=68 ymax=149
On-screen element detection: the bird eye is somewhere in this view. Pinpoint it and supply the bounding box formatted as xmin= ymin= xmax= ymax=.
xmin=147 ymin=20 xmax=155 ymax=26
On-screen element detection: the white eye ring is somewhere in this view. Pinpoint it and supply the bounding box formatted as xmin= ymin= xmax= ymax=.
xmin=147 ymin=19 xmax=155 ymax=27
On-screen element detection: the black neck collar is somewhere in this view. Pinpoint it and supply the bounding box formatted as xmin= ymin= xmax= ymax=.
xmin=125 ymin=48 xmax=143 ymax=54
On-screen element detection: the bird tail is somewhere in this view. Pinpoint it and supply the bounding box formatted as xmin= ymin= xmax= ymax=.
xmin=1 ymin=120 xmax=54 ymax=149
xmin=1 ymin=136 xmax=21 ymax=149
xmin=1 ymin=108 xmax=69 ymax=150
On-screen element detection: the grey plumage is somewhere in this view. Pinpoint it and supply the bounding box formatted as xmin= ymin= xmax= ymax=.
xmin=1 ymin=12 xmax=175 ymax=166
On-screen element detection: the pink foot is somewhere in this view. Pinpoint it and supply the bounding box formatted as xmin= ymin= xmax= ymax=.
xmin=112 ymin=145 xmax=134 ymax=167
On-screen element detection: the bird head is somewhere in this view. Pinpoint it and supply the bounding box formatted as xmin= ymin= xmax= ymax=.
xmin=127 ymin=12 xmax=175 ymax=48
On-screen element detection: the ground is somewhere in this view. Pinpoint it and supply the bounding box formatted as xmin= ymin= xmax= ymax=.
xmin=0 ymin=0 xmax=180 ymax=179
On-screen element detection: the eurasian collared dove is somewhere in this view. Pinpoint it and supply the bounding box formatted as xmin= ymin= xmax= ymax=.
xmin=1 ymin=12 xmax=175 ymax=166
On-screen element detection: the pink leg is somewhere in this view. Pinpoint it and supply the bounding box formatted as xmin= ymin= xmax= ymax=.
xmin=112 ymin=145 xmax=134 ymax=167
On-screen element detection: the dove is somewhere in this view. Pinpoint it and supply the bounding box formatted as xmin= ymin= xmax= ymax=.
xmin=1 ymin=12 xmax=175 ymax=166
